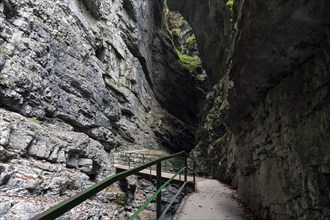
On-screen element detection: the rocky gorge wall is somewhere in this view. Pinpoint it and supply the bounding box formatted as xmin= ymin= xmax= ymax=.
xmin=169 ymin=0 xmax=330 ymax=219
xmin=1 ymin=0 xmax=329 ymax=219
xmin=229 ymin=1 xmax=330 ymax=218
xmin=0 ymin=0 xmax=204 ymax=218
xmin=167 ymin=0 xmax=231 ymax=85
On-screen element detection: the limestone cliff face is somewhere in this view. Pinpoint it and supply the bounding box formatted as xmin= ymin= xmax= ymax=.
xmin=172 ymin=0 xmax=330 ymax=219
xmin=1 ymin=0 xmax=330 ymax=219
xmin=0 ymin=0 xmax=201 ymax=218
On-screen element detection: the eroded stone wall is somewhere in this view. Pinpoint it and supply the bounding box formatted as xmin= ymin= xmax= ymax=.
xmin=181 ymin=0 xmax=330 ymax=219
xmin=0 ymin=0 xmax=198 ymax=218
xmin=235 ymin=38 xmax=330 ymax=219
xmin=226 ymin=1 xmax=330 ymax=218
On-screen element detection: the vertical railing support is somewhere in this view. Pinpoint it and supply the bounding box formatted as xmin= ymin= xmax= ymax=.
xmin=184 ymin=154 xmax=187 ymax=195
xmin=128 ymin=154 xmax=131 ymax=169
xmin=179 ymin=162 xmax=182 ymax=182
xmin=193 ymin=159 xmax=196 ymax=191
xmin=156 ymin=161 xmax=162 ymax=219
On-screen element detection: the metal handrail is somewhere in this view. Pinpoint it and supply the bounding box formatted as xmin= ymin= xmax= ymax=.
xmin=113 ymin=152 xmax=188 ymax=173
xmin=114 ymin=152 xmax=197 ymax=192
xmin=31 ymin=151 xmax=191 ymax=220
xmin=129 ymin=166 xmax=186 ymax=220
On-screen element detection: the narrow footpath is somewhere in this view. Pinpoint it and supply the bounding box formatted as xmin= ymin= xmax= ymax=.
xmin=174 ymin=179 xmax=244 ymax=220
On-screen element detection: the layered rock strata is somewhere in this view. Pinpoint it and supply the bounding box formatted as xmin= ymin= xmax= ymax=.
xmin=0 ymin=0 xmax=203 ymax=218
xmin=171 ymin=0 xmax=330 ymax=219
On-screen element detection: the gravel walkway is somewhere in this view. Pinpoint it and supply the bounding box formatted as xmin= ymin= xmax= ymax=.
xmin=174 ymin=179 xmax=244 ymax=220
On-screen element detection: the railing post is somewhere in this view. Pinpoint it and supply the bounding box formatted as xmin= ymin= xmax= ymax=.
xmin=31 ymin=151 xmax=189 ymax=220
xmin=193 ymin=159 xmax=196 ymax=191
xmin=184 ymin=154 xmax=187 ymax=195
xmin=128 ymin=154 xmax=131 ymax=169
xmin=179 ymin=162 xmax=182 ymax=182
xmin=156 ymin=161 xmax=162 ymax=219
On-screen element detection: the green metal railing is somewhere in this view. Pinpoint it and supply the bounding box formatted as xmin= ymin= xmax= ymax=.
xmin=113 ymin=152 xmax=196 ymax=176
xmin=31 ymin=151 xmax=194 ymax=220
xmin=114 ymin=151 xmax=217 ymax=179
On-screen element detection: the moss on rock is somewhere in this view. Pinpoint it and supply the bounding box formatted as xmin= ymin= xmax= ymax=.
xmin=186 ymin=35 xmax=196 ymax=47
xmin=115 ymin=192 xmax=127 ymax=207
xmin=163 ymin=1 xmax=202 ymax=73
xmin=176 ymin=49 xmax=201 ymax=73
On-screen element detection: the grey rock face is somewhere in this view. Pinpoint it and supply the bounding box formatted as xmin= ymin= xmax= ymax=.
xmin=167 ymin=0 xmax=231 ymax=84
xmin=150 ymin=10 xmax=207 ymax=127
xmin=80 ymin=0 xmax=101 ymax=18
xmin=167 ymin=11 xmax=199 ymax=58
xmin=190 ymin=0 xmax=330 ymax=219
xmin=0 ymin=108 xmax=111 ymax=176
xmin=222 ymin=0 xmax=330 ymax=132
xmin=233 ymin=39 xmax=330 ymax=219
xmin=0 ymin=0 xmax=199 ymax=218
xmin=192 ymin=81 xmax=237 ymax=185
xmin=226 ymin=1 xmax=330 ymax=218
xmin=0 ymin=0 xmax=194 ymax=154
xmin=0 ymin=158 xmax=122 ymax=219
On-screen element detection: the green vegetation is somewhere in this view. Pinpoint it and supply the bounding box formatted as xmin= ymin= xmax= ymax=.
xmin=163 ymin=0 xmax=170 ymax=30
xmin=115 ymin=192 xmax=127 ymax=206
xmin=226 ymin=0 xmax=234 ymax=10
xmin=176 ymin=49 xmax=201 ymax=73
xmin=186 ymin=35 xmax=196 ymax=47
xmin=195 ymin=75 xmax=204 ymax=82
xmin=168 ymin=14 xmax=185 ymax=31
xmin=226 ymin=0 xmax=234 ymax=7
xmin=163 ymin=0 xmax=202 ymax=73
xmin=37 ymin=172 xmax=44 ymax=179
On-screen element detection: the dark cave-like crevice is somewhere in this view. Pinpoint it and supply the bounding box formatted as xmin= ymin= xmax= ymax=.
xmin=151 ymin=5 xmax=208 ymax=127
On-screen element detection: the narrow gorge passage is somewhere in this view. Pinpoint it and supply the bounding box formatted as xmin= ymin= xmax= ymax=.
xmin=1 ymin=0 xmax=330 ymax=219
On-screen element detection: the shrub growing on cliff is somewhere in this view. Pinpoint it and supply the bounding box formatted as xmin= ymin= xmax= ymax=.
xmin=226 ymin=0 xmax=234 ymax=7
xmin=186 ymin=35 xmax=197 ymax=47
xmin=226 ymin=0 xmax=235 ymax=12
xmin=176 ymin=49 xmax=201 ymax=73
xmin=163 ymin=0 xmax=202 ymax=73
